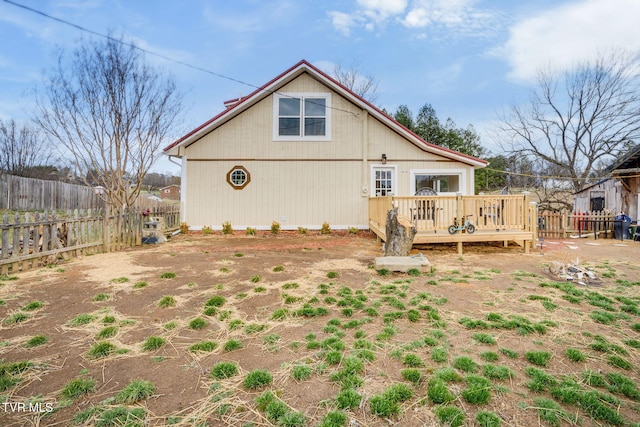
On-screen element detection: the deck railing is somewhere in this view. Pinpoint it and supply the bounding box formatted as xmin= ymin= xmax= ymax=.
xmin=369 ymin=193 xmax=536 ymax=234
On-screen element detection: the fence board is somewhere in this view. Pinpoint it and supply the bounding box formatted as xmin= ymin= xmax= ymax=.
xmin=537 ymin=210 xmax=615 ymax=238
xmin=0 ymin=205 xmax=179 ymax=274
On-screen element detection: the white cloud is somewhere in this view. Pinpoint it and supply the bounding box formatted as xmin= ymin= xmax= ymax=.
xmin=330 ymin=0 xmax=497 ymax=39
xmin=500 ymin=0 xmax=640 ymax=82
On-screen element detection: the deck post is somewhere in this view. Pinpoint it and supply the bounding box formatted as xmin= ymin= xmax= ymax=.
xmin=455 ymin=192 xmax=463 ymax=225
xmin=457 ymin=241 xmax=463 ymax=255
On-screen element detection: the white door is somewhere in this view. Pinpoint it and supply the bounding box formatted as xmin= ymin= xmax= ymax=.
xmin=372 ymin=167 xmax=395 ymax=196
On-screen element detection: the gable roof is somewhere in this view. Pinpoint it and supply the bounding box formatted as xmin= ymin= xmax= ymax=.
xmin=163 ymin=60 xmax=487 ymax=168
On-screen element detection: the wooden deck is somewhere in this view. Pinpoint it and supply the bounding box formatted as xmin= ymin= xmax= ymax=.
xmin=369 ymin=194 xmax=538 ymax=254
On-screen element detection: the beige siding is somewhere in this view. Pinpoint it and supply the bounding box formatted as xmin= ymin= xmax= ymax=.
xmin=182 ymin=72 xmax=478 ymax=229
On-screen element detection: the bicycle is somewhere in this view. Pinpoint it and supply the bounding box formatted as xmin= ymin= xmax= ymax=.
xmin=448 ymin=215 xmax=476 ymax=235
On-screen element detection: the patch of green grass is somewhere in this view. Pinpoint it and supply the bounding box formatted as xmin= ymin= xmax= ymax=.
xmin=24 ymin=335 xmax=48 ymax=348
xmin=244 ymin=323 xmax=267 ymax=334
xmin=205 ymin=295 xmax=226 ymax=307
xmin=524 ymin=367 xmax=557 ymax=392
xmin=158 ymin=295 xmax=176 ymax=308
xmin=582 ymin=369 xmax=607 ymax=387
xmin=163 ymin=320 xmax=177 ymax=330
xmin=431 ymin=346 xmax=448 ymax=363
xmin=319 ymin=411 xmax=348 ymax=427
xmin=335 ymin=388 xmax=362 ymax=410
xmin=250 ymin=274 xmax=261 ymax=283
xmin=402 ymin=353 xmax=424 ymax=367
xmin=369 ymin=384 xmax=413 ymax=418
xmin=291 ymin=364 xmax=313 ymax=381
xmin=142 ymin=336 xmax=166 ymax=351
xmin=605 ymin=372 xmax=640 ymax=400
xmin=607 ymin=355 xmax=632 ymax=370
xmin=115 ymin=379 xmax=156 ymax=404
xmin=327 ymin=271 xmax=339 ymax=279
xmin=160 ymin=272 xmax=176 ymax=279
xmin=61 ymin=376 xmax=96 ymax=400
xmin=244 ymin=369 xmax=273 ymax=389
xmin=3 ymin=312 xmax=30 ymax=325
xmin=525 ymin=350 xmax=552 ymax=367
xmin=273 ymin=265 xmax=285 ymax=272
xmin=189 ymin=317 xmax=207 ymax=330
xmin=453 ymin=356 xmax=479 ymax=373
xmin=223 ymin=339 xmax=243 ymax=352
xmin=462 ymin=375 xmax=492 ymax=404
xmin=21 ymin=301 xmax=44 ymax=311
xmin=401 ymin=368 xmax=422 ymax=385
xmin=427 ymin=377 xmax=455 ymax=404
xmin=87 ymin=341 xmax=116 ymax=359
xmin=434 ymin=405 xmax=465 ymax=427
xmin=590 ymin=310 xmax=618 ymax=325
xmin=480 ymin=351 xmax=499 ymax=362
xmin=565 ymin=348 xmax=586 ymax=362
xmin=210 ymin=362 xmax=239 ymax=379
xmin=133 ymin=281 xmax=148 ymax=289
xmin=101 ymin=315 xmax=116 ymax=324
xmin=482 ymin=364 xmax=513 ymax=381
xmin=476 ymin=411 xmax=501 ymax=427
xmin=92 ymin=293 xmax=110 ymax=302
xmin=68 ymin=313 xmax=95 ymax=326
xmin=532 ymin=397 xmax=571 ymax=427
xmin=471 ymin=332 xmax=496 ymax=344
xmin=110 ymin=277 xmax=129 ymax=283
xmin=189 ymin=340 xmax=217 ymax=352
xmin=95 ymin=406 xmax=146 ymax=427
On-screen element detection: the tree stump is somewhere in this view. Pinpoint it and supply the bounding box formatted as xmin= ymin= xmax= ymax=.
xmin=384 ymin=207 xmax=417 ymax=256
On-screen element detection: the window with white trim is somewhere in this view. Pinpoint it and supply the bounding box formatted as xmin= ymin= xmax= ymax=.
xmin=273 ymin=93 xmax=331 ymax=141
xmin=410 ymin=169 xmax=466 ymax=195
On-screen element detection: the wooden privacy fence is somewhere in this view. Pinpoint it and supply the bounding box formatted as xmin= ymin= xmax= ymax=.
xmin=537 ymin=210 xmax=615 ymax=239
xmin=0 ymin=174 xmax=105 ymax=211
xmin=0 ymin=206 xmax=181 ymax=274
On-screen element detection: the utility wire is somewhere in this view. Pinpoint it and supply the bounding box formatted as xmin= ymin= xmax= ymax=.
xmin=2 ymin=0 xmax=359 ymax=118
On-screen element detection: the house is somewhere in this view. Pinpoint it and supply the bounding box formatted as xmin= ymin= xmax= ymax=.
xmin=160 ymin=184 xmax=181 ymax=200
xmin=573 ymin=145 xmax=640 ymax=220
xmin=163 ymin=60 xmax=487 ymax=231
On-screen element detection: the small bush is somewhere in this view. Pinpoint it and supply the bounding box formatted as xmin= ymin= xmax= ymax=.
xmin=245 ymin=227 xmax=256 ymax=235
xmin=271 ymin=221 xmax=281 ymax=235
xmin=160 ymin=272 xmax=176 ymax=279
xmin=327 ymin=271 xmax=339 ymax=279
xmin=320 ymin=222 xmax=331 ymax=234
xmin=250 ymin=274 xmax=261 ymax=283
xmin=221 ymin=221 xmax=233 ymax=234
xmin=348 ymin=227 xmax=358 ymax=234
xmin=180 ymin=222 xmax=189 ymax=234
xmin=210 ymin=362 xmax=239 ymax=379
xmin=202 ymin=225 xmax=213 ymax=235
xmin=244 ymin=369 xmax=273 ymax=389
xmin=297 ymin=226 xmax=308 ymax=235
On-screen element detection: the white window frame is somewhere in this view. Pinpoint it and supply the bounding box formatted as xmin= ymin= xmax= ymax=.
xmin=273 ymin=92 xmax=331 ymax=141
xmin=370 ymin=165 xmax=397 ymax=197
xmin=410 ymin=168 xmax=467 ymax=195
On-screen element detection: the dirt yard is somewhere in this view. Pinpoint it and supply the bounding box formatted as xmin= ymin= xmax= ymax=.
xmin=1 ymin=232 xmax=639 ymax=426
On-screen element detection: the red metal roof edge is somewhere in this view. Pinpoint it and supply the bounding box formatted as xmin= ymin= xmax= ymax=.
xmin=164 ymin=59 xmax=488 ymax=167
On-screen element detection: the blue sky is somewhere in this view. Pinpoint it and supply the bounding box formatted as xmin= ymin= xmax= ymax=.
xmin=2 ymin=0 xmax=639 ymax=174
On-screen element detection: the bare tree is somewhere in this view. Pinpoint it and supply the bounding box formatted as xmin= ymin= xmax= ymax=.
xmin=34 ymin=36 xmax=182 ymax=213
xmin=0 ymin=119 xmax=56 ymax=177
xmin=331 ymin=61 xmax=379 ymax=103
xmin=496 ymin=51 xmax=640 ymax=192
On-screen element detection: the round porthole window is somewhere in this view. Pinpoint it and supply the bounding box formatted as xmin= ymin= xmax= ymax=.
xmin=226 ymin=166 xmax=250 ymax=190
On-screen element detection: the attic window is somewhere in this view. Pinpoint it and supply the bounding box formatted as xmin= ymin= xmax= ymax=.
xmin=226 ymin=166 xmax=250 ymax=190
xmin=273 ymin=93 xmax=331 ymax=141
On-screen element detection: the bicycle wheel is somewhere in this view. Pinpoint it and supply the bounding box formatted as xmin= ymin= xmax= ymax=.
xmin=448 ymin=225 xmax=457 ymax=235
xmin=466 ymin=224 xmax=476 ymax=234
